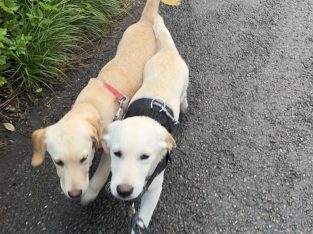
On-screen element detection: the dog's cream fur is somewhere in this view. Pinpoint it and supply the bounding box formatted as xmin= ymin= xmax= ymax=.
xmin=104 ymin=14 xmax=189 ymax=228
xmin=31 ymin=0 xmax=160 ymax=204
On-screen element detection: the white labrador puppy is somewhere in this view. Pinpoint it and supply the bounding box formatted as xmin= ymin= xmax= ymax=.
xmin=104 ymin=14 xmax=189 ymax=230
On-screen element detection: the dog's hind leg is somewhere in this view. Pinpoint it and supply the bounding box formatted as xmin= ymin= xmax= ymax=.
xmin=154 ymin=14 xmax=189 ymax=114
xmin=140 ymin=0 xmax=160 ymax=23
xmin=81 ymin=152 xmax=111 ymax=205
xmin=153 ymin=14 xmax=177 ymax=51
xmin=180 ymin=91 xmax=188 ymax=114
xmin=180 ymin=71 xmax=189 ymax=114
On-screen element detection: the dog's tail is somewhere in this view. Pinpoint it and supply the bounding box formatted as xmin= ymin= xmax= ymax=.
xmin=153 ymin=14 xmax=177 ymax=50
xmin=140 ymin=0 xmax=161 ymax=22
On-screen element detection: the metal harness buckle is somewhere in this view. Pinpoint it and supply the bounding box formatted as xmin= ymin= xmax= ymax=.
xmin=113 ymin=95 xmax=128 ymax=121
xmin=150 ymin=98 xmax=178 ymax=124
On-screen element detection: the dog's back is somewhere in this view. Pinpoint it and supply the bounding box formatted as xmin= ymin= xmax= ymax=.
xmin=75 ymin=0 xmax=161 ymax=123
xmin=131 ymin=14 xmax=189 ymax=118
xmin=96 ymin=0 xmax=161 ymax=98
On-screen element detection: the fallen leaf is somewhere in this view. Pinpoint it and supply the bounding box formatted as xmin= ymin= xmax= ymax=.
xmin=3 ymin=122 xmax=15 ymax=132
xmin=35 ymin=88 xmax=43 ymax=93
xmin=304 ymin=207 xmax=311 ymax=212
xmin=4 ymin=105 xmax=18 ymax=113
xmin=161 ymin=0 xmax=181 ymax=6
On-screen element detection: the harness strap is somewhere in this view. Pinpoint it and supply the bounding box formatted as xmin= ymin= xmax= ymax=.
xmin=130 ymin=152 xmax=172 ymax=234
xmin=124 ymin=97 xmax=178 ymax=134
xmin=144 ymin=151 xmax=172 ymax=192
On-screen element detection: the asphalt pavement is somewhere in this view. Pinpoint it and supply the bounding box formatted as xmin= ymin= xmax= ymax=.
xmin=1 ymin=0 xmax=313 ymax=233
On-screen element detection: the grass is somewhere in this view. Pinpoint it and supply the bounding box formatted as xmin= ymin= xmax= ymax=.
xmin=0 ymin=0 xmax=122 ymax=93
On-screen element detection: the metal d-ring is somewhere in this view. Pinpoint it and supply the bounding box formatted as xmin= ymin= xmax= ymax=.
xmin=150 ymin=97 xmax=178 ymax=124
xmin=113 ymin=95 xmax=128 ymax=121
xmin=150 ymin=97 xmax=166 ymax=110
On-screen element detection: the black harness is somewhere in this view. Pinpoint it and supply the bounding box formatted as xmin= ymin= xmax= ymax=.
xmin=124 ymin=97 xmax=178 ymax=234
xmin=124 ymin=97 xmax=177 ymax=133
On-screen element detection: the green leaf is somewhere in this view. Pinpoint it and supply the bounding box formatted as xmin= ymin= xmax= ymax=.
xmin=4 ymin=19 xmax=22 ymax=37
xmin=0 ymin=0 xmax=19 ymax=14
xmin=0 ymin=55 xmax=7 ymax=65
xmin=0 ymin=28 xmax=7 ymax=37
xmin=10 ymin=34 xmax=32 ymax=56
xmin=0 ymin=28 xmax=12 ymax=45
xmin=0 ymin=76 xmax=7 ymax=87
xmin=39 ymin=2 xmax=57 ymax=11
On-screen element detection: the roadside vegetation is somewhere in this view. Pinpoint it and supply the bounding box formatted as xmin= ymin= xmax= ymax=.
xmin=0 ymin=0 xmax=121 ymax=94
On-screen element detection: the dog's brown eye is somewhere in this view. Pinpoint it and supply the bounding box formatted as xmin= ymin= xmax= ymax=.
xmin=140 ymin=154 xmax=150 ymax=160
xmin=114 ymin=151 xmax=122 ymax=158
xmin=80 ymin=157 xmax=87 ymax=163
xmin=55 ymin=160 xmax=64 ymax=167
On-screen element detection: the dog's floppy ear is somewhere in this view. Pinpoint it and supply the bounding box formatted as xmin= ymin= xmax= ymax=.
xmin=162 ymin=131 xmax=176 ymax=151
xmin=100 ymin=127 xmax=109 ymax=154
xmin=31 ymin=128 xmax=46 ymax=167
xmin=87 ymin=116 xmax=100 ymax=149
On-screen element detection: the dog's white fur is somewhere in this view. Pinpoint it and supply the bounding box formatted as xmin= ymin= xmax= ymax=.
xmin=31 ymin=0 xmax=160 ymax=204
xmin=104 ymin=14 xmax=189 ymax=228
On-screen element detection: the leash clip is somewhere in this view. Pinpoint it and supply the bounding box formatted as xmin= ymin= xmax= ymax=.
xmin=131 ymin=217 xmax=149 ymax=234
xmin=130 ymin=202 xmax=149 ymax=234
xmin=113 ymin=95 xmax=128 ymax=121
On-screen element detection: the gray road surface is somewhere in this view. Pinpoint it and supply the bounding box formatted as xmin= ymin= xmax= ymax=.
xmin=1 ymin=0 xmax=313 ymax=233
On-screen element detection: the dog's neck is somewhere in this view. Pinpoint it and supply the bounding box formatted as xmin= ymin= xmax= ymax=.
xmin=64 ymin=102 xmax=100 ymax=123
xmin=74 ymin=79 xmax=121 ymax=128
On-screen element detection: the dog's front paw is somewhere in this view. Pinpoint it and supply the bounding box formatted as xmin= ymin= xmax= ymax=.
xmin=81 ymin=189 xmax=98 ymax=205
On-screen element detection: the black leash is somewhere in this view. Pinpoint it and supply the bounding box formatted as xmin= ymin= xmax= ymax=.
xmin=130 ymin=151 xmax=173 ymax=234
xmin=144 ymin=151 xmax=172 ymax=193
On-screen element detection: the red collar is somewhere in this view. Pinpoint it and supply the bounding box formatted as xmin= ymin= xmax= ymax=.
xmin=71 ymin=81 xmax=127 ymax=151
xmin=71 ymin=82 xmax=126 ymax=109
xmin=103 ymin=82 xmax=128 ymax=121
xmin=103 ymin=82 xmax=124 ymax=100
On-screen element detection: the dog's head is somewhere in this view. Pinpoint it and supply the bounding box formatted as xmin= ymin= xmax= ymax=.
xmin=31 ymin=105 xmax=100 ymax=199
xmin=103 ymin=116 xmax=176 ymax=200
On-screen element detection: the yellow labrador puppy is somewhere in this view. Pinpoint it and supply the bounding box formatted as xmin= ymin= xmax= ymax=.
xmin=104 ymin=14 xmax=189 ymax=230
xmin=31 ymin=0 xmax=161 ymax=204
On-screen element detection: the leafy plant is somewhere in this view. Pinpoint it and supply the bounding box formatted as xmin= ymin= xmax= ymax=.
xmin=0 ymin=0 xmax=121 ymax=91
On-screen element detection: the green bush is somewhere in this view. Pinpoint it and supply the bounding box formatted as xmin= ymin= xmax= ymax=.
xmin=0 ymin=0 xmax=121 ymax=92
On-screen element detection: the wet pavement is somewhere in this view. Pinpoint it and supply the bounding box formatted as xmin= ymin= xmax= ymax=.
xmin=1 ymin=0 xmax=313 ymax=233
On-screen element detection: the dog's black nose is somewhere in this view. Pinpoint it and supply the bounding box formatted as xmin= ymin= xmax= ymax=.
xmin=68 ymin=189 xmax=82 ymax=198
xmin=117 ymin=184 xmax=133 ymax=198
